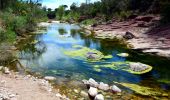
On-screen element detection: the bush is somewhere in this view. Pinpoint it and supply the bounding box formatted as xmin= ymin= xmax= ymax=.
xmin=115 ymin=11 xmax=132 ymax=21
xmin=81 ymin=19 xmax=97 ymax=25
xmin=161 ymin=2 xmax=170 ymax=24
xmin=0 ymin=27 xmax=6 ymax=42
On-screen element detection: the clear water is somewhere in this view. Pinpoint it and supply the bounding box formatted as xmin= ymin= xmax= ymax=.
xmin=16 ymin=23 xmax=170 ymax=98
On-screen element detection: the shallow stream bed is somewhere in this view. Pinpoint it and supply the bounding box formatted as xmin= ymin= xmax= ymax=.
xmin=13 ymin=23 xmax=170 ymax=99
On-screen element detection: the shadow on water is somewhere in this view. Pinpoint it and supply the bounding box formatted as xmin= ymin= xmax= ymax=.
xmin=14 ymin=23 xmax=170 ymax=99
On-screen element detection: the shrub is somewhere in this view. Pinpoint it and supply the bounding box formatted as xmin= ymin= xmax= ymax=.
xmin=115 ymin=10 xmax=132 ymax=21
xmin=161 ymin=2 xmax=170 ymax=24
xmin=0 ymin=27 xmax=6 ymax=42
xmin=81 ymin=19 xmax=97 ymax=25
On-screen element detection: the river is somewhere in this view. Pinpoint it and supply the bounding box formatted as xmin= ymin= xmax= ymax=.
xmin=15 ymin=23 xmax=170 ymax=99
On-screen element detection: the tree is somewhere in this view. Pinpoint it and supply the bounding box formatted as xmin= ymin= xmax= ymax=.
xmin=57 ymin=5 xmax=65 ymax=20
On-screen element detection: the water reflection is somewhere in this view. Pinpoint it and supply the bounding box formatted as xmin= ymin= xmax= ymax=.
xmin=17 ymin=23 xmax=170 ymax=93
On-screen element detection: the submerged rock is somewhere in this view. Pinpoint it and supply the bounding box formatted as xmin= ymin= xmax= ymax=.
xmin=111 ymin=85 xmax=121 ymax=93
xmin=129 ymin=62 xmax=152 ymax=74
xmin=94 ymin=94 xmax=104 ymax=100
xmin=86 ymin=52 xmax=101 ymax=60
xmin=92 ymin=61 xmax=152 ymax=74
xmin=88 ymin=87 xmax=98 ymax=97
xmin=117 ymin=53 xmax=129 ymax=57
xmin=98 ymin=82 xmax=110 ymax=91
xmin=44 ymin=76 xmax=56 ymax=81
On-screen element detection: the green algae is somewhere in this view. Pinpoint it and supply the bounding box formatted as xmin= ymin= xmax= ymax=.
xmin=64 ymin=45 xmax=112 ymax=62
xmin=92 ymin=61 xmax=152 ymax=74
xmin=157 ymin=79 xmax=170 ymax=84
xmin=103 ymin=55 xmax=113 ymax=59
xmin=114 ymin=82 xmax=169 ymax=97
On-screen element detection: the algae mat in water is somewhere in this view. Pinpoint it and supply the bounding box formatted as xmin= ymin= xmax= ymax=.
xmin=64 ymin=45 xmax=112 ymax=62
xmin=114 ymin=82 xmax=169 ymax=97
xmin=93 ymin=61 xmax=152 ymax=75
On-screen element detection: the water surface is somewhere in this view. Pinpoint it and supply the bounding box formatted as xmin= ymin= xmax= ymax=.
xmin=16 ymin=23 xmax=170 ymax=99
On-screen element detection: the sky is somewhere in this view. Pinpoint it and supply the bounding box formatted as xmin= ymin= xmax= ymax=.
xmin=42 ymin=0 xmax=100 ymax=10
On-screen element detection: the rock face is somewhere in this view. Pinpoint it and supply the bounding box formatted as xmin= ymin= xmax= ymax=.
xmin=129 ymin=62 xmax=149 ymax=72
xmin=111 ymin=85 xmax=121 ymax=93
xmin=44 ymin=76 xmax=56 ymax=81
xmin=123 ymin=32 xmax=135 ymax=40
xmin=88 ymin=87 xmax=98 ymax=97
xmin=94 ymin=94 xmax=104 ymax=100
xmin=98 ymin=82 xmax=110 ymax=91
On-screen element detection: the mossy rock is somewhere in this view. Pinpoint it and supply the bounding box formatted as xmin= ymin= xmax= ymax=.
xmin=92 ymin=62 xmax=152 ymax=74
xmin=64 ymin=45 xmax=112 ymax=62
xmin=114 ymin=82 xmax=169 ymax=97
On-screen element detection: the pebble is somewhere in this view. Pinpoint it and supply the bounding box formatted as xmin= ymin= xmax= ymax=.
xmin=94 ymin=94 xmax=104 ymax=100
xmin=73 ymin=89 xmax=79 ymax=94
xmin=0 ymin=66 xmax=3 ymax=71
xmin=9 ymin=94 xmax=16 ymax=98
xmin=88 ymin=87 xmax=98 ymax=97
xmin=80 ymin=91 xmax=88 ymax=97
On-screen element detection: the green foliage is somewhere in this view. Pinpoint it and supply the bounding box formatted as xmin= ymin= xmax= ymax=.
xmin=0 ymin=0 xmax=47 ymax=42
xmin=160 ymin=2 xmax=170 ymax=24
xmin=62 ymin=11 xmax=80 ymax=22
xmin=0 ymin=27 xmax=6 ymax=42
xmin=114 ymin=11 xmax=132 ymax=21
xmin=57 ymin=5 xmax=65 ymax=20
xmin=81 ymin=19 xmax=96 ymax=25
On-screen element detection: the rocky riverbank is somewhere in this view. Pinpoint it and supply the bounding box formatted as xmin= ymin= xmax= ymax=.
xmin=82 ymin=15 xmax=170 ymax=58
xmin=0 ymin=67 xmax=69 ymax=100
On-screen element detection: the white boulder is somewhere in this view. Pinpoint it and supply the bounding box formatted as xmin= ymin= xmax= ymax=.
xmin=88 ymin=78 xmax=99 ymax=88
xmin=111 ymin=85 xmax=121 ymax=93
xmin=88 ymin=87 xmax=98 ymax=97
xmin=98 ymin=82 xmax=109 ymax=91
xmin=94 ymin=94 xmax=104 ymax=100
